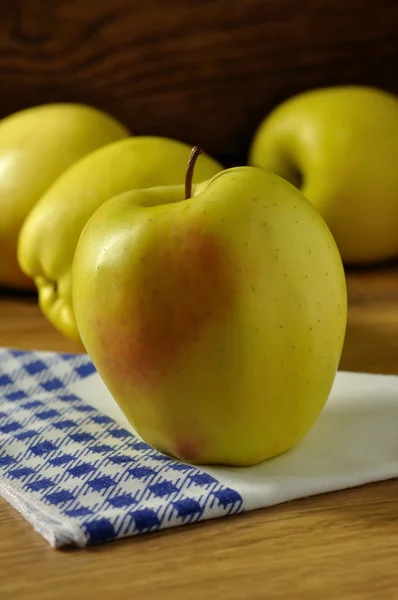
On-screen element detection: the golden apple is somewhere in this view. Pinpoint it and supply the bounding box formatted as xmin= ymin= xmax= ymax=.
xmin=72 ymin=156 xmax=347 ymax=466
xmin=0 ymin=103 xmax=129 ymax=289
xmin=249 ymin=85 xmax=398 ymax=264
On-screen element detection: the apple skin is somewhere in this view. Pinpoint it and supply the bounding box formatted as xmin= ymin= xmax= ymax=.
xmin=18 ymin=137 xmax=222 ymax=342
xmin=249 ymin=85 xmax=398 ymax=265
xmin=72 ymin=166 xmax=347 ymax=467
xmin=0 ymin=103 xmax=130 ymax=290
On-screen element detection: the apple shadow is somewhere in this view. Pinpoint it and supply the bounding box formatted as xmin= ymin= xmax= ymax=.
xmin=344 ymin=256 xmax=398 ymax=274
xmin=0 ymin=288 xmax=37 ymax=300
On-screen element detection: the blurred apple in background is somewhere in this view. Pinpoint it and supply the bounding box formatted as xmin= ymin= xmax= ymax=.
xmin=0 ymin=103 xmax=130 ymax=290
xmin=72 ymin=150 xmax=347 ymax=467
xmin=249 ymin=85 xmax=398 ymax=265
xmin=18 ymin=137 xmax=223 ymax=342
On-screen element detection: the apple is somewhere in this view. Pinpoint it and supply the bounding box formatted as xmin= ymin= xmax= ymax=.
xmin=18 ymin=137 xmax=222 ymax=342
xmin=0 ymin=103 xmax=130 ymax=290
xmin=249 ymin=85 xmax=398 ymax=264
xmin=72 ymin=148 xmax=347 ymax=467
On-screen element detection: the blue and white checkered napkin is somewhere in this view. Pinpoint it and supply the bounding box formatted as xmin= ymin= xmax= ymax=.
xmin=1 ymin=347 xmax=398 ymax=548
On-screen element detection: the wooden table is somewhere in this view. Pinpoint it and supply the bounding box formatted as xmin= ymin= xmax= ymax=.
xmin=1 ymin=267 xmax=398 ymax=599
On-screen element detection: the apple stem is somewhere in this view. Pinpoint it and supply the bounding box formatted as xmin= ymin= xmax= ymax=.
xmin=185 ymin=146 xmax=203 ymax=200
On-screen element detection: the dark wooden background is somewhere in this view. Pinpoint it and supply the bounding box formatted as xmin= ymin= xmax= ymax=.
xmin=0 ymin=0 xmax=398 ymax=166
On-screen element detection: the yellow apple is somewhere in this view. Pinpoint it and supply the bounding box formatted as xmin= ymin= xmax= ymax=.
xmin=18 ymin=137 xmax=223 ymax=342
xmin=0 ymin=103 xmax=129 ymax=290
xmin=72 ymin=155 xmax=347 ymax=467
xmin=249 ymin=85 xmax=398 ymax=264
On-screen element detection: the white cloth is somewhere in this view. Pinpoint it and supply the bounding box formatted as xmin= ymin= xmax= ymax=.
xmin=0 ymin=348 xmax=397 ymax=548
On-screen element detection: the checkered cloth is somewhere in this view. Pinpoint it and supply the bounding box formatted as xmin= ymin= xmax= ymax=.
xmin=1 ymin=347 xmax=397 ymax=548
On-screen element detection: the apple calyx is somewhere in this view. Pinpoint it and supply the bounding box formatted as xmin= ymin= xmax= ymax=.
xmin=185 ymin=146 xmax=203 ymax=199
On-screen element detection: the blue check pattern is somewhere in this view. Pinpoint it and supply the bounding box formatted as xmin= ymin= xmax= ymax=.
xmin=0 ymin=348 xmax=243 ymax=547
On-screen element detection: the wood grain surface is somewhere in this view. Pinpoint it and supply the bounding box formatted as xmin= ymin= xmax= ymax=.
xmin=1 ymin=0 xmax=398 ymax=165
xmin=1 ymin=266 xmax=398 ymax=599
